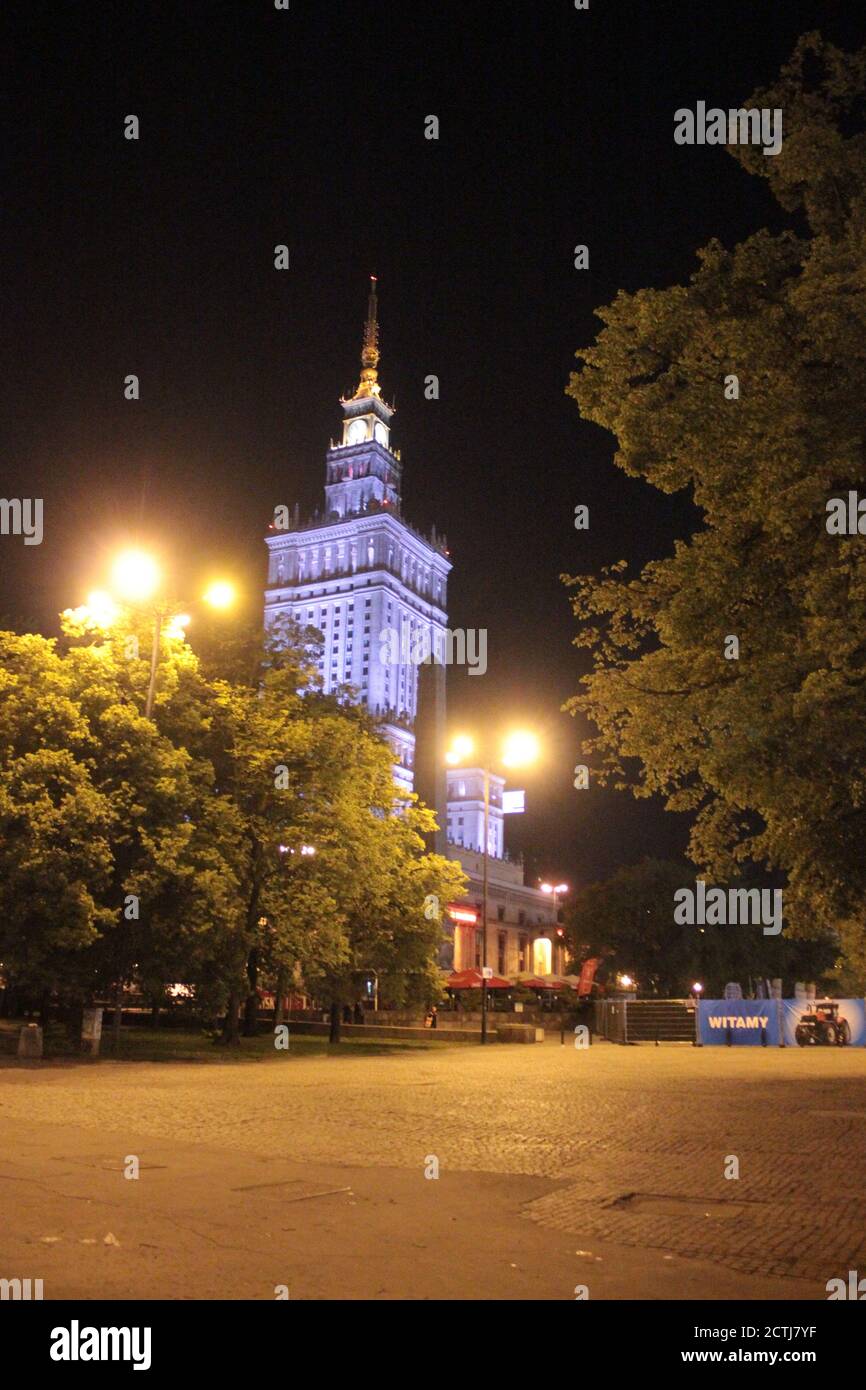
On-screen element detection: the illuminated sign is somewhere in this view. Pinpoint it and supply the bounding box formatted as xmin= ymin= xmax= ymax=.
xmin=502 ymin=790 xmax=525 ymax=814
xmin=447 ymin=904 xmax=478 ymax=924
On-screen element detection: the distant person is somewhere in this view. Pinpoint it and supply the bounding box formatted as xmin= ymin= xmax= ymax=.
xmin=353 ymin=1002 xmax=364 ymax=1024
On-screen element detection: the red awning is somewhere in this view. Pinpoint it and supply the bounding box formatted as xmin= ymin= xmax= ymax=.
xmin=446 ymin=969 xmax=512 ymax=991
xmin=518 ymin=976 xmax=560 ymax=990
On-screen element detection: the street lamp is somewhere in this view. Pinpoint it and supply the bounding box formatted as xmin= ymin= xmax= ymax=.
xmin=80 ymin=551 xmax=237 ymax=718
xmin=202 ymin=579 xmax=236 ymax=610
xmin=691 ymin=981 xmax=704 ymax=1047
xmin=112 ymin=549 xmax=160 ymax=603
xmin=445 ymin=729 xmax=540 ymax=1044
xmin=540 ymin=881 xmax=569 ymax=971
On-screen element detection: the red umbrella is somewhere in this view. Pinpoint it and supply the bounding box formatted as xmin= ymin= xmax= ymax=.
xmin=446 ymin=969 xmax=512 ymax=991
xmin=519 ymin=975 xmax=559 ymax=990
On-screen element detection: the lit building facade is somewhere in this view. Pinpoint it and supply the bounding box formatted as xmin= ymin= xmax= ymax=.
xmin=263 ymin=279 xmax=451 ymax=793
xmin=263 ymin=281 xmax=561 ymax=971
xmin=447 ymin=846 xmax=566 ymax=978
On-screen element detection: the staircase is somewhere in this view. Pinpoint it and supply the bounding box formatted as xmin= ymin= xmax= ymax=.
xmin=623 ymin=999 xmax=696 ymax=1043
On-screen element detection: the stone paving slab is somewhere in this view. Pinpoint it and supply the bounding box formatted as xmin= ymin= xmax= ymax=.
xmin=1 ymin=1040 xmax=864 ymax=1293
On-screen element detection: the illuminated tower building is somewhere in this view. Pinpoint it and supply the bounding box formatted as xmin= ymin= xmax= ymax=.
xmin=263 ymin=279 xmax=452 ymax=793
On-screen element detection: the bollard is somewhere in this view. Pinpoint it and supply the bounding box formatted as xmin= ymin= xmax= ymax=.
xmin=18 ymin=1023 xmax=43 ymax=1059
xmin=81 ymin=1007 xmax=103 ymax=1057
xmin=761 ymin=1025 xmax=767 ymax=1047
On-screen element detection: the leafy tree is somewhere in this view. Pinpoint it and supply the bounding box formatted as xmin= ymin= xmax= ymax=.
xmin=298 ymin=716 xmax=465 ymax=1042
xmin=565 ymin=859 xmax=701 ymax=996
xmin=565 ymin=858 xmax=837 ymax=997
xmin=0 ymin=604 xmax=465 ymax=1044
xmin=53 ymin=608 xmax=243 ymax=1035
xmin=0 ymin=633 xmax=114 ymax=1011
xmin=564 ymin=34 xmax=866 ymax=949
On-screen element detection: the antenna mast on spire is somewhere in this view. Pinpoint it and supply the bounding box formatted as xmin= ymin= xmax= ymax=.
xmin=355 ymin=274 xmax=382 ymax=398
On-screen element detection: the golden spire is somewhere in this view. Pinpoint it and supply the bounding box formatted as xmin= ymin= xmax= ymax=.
xmin=354 ymin=275 xmax=381 ymax=398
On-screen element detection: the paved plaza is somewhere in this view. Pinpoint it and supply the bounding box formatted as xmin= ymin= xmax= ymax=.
xmin=1 ymin=1038 xmax=864 ymax=1300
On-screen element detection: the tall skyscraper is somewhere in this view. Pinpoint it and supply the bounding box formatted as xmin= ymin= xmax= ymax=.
xmin=263 ymin=279 xmax=451 ymax=792
xmin=263 ymin=281 xmax=562 ymax=977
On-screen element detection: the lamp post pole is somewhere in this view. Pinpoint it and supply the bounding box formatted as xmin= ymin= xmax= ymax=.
xmin=481 ymin=766 xmax=490 ymax=1045
xmin=144 ymin=609 xmax=163 ymax=720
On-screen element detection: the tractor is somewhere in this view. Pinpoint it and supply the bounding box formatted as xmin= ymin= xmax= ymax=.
xmin=795 ymin=1000 xmax=851 ymax=1047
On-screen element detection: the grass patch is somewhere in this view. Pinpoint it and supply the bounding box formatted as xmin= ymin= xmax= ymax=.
xmin=0 ymin=1019 xmax=466 ymax=1063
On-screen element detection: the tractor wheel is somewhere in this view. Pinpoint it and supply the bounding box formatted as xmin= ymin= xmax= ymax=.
xmin=823 ymin=1022 xmax=838 ymax=1045
xmin=837 ymin=1019 xmax=851 ymax=1047
xmin=795 ymin=1026 xmax=810 ymax=1047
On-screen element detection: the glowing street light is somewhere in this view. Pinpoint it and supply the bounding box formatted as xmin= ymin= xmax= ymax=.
xmin=112 ymin=549 xmax=160 ymax=603
xmin=84 ymin=590 xmax=121 ymax=630
xmin=203 ymin=579 xmax=236 ymax=610
xmin=444 ymin=726 xmax=541 ymax=1044
xmin=164 ymin=613 xmax=191 ymax=641
xmin=445 ymin=734 xmax=475 ymax=766
xmin=501 ymin=729 xmax=540 ymax=769
xmin=76 ymin=554 xmax=238 ymax=720
xmin=540 ymin=881 xmax=569 ymax=970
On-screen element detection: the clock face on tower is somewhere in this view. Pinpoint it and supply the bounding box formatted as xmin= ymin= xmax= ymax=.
xmin=347 ymin=419 xmax=367 ymax=445
xmin=374 ymin=421 xmax=388 ymax=445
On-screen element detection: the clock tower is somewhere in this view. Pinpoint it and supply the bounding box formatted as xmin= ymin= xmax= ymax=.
xmin=326 ymin=278 xmax=401 ymax=519
xmin=264 ymin=279 xmax=451 ymax=794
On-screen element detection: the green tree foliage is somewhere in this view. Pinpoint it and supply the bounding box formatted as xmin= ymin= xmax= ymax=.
xmin=566 ymin=859 xmax=837 ymax=998
xmin=0 ymin=606 xmax=464 ymax=1039
xmin=564 ymin=34 xmax=866 ymax=940
xmin=0 ymin=633 xmax=114 ymax=996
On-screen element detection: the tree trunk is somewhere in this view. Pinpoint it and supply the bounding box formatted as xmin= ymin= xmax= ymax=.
xmin=329 ymin=999 xmax=342 ymax=1044
xmin=151 ymin=997 xmax=161 ymax=1028
xmin=112 ymin=981 xmax=123 ymax=1051
xmin=274 ymin=966 xmax=288 ymax=1027
xmin=220 ymin=991 xmax=241 ymax=1046
xmin=243 ymin=947 xmax=259 ymax=1036
xmin=65 ymin=1000 xmax=84 ymax=1047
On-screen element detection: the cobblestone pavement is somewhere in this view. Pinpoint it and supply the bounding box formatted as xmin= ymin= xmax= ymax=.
xmin=1 ymin=1038 xmax=864 ymax=1296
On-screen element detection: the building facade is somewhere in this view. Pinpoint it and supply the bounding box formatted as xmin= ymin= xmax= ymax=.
xmin=447 ymin=847 xmax=565 ymax=977
xmin=263 ymin=278 xmax=451 ymax=793
xmin=264 ymin=281 xmax=560 ymax=970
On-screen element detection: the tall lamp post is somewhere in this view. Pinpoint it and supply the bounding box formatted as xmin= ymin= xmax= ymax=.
xmin=446 ymin=730 xmax=540 ymax=1044
xmin=540 ymin=881 xmax=569 ymax=973
xmin=73 ymin=554 xmax=238 ymax=1047
xmin=84 ymin=552 xmax=237 ymax=720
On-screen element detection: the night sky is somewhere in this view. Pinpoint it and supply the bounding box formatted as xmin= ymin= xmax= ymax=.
xmin=3 ymin=0 xmax=862 ymax=888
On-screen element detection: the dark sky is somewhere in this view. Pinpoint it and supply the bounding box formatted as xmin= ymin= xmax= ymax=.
xmin=3 ymin=0 xmax=863 ymax=888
